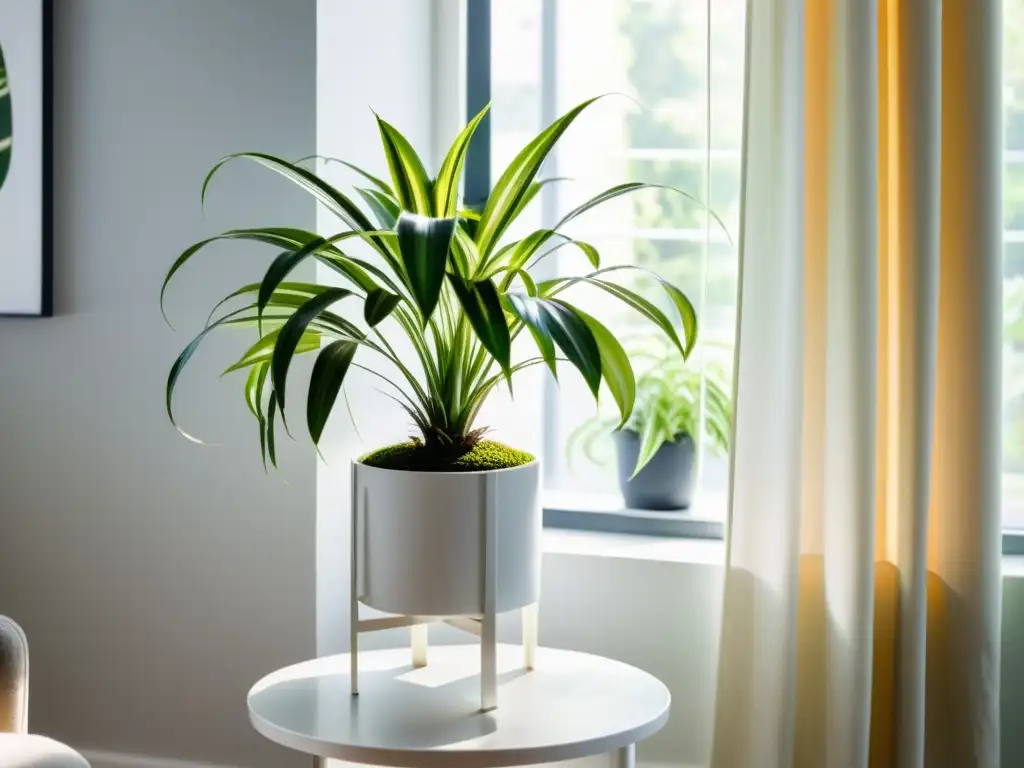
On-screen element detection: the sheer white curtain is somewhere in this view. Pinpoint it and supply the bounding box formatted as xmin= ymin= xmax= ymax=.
xmin=711 ymin=1 xmax=1003 ymax=766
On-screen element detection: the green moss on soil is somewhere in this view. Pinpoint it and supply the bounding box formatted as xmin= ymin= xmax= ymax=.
xmin=360 ymin=440 xmax=535 ymax=472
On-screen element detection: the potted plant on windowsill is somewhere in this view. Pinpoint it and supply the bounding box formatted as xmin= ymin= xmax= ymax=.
xmin=162 ymin=97 xmax=718 ymax=625
xmin=569 ymin=338 xmax=732 ymax=511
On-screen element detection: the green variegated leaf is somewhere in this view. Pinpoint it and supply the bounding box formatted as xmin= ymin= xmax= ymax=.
xmin=266 ymin=396 xmax=279 ymax=468
xmin=375 ymin=114 xmax=433 ymax=214
xmin=202 ymin=153 xmax=377 ymax=235
xmin=633 ymin=409 xmax=666 ymax=479
xmin=475 ymin=97 xmax=603 ymax=258
xmin=308 ymin=340 xmax=358 ymax=445
xmin=511 ymin=232 xmax=600 ymax=277
xmin=256 ymin=229 xmax=392 ymax=329
xmin=207 ymin=281 xmax=330 ymax=327
xmin=575 ymin=309 xmax=635 ymax=427
xmin=162 ymin=227 xmax=380 ymax=322
xmin=505 ymin=295 xmax=600 ymax=395
xmin=490 ymin=266 xmax=537 ymax=297
xmin=448 ymin=274 xmax=511 ymax=378
xmin=356 ymin=187 xmax=400 ymax=229
xmin=450 ymin=225 xmax=480 ymax=278
xmin=557 ymin=182 xmax=731 ymax=245
xmin=546 ymin=276 xmax=686 ymax=358
xmin=167 ymin=305 xmax=278 ymax=442
xmin=363 ymin=287 xmax=401 ymax=327
xmin=396 ymin=213 xmax=456 ymax=324
xmin=271 ymin=289 xmax=355 ymax=411
xmin=295 ymin=155 xmax=393 ymax=195
xmin=540 ymin=265 xmax=698 ymax=357
xmin=503 ymin=293 xmax=556 ymax=379
xmin=244 ymin=362 xmax=269 ymax=419
xmin=223 ymin=328 xmax=321 ymax=374
xmin=435 ymin=104 xmax=490 ymax=217
xmin=508 ymin=177 xmax=570 ymax=222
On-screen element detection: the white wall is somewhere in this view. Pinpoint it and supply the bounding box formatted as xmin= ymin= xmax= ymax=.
xmin=0 ymin=2 xmax=317 ymax=767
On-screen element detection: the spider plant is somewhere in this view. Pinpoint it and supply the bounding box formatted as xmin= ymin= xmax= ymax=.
xmin=163 ymin=97 xmax=721 ymax=469
xmin=568 ymin=336 xmax=732 ymax=477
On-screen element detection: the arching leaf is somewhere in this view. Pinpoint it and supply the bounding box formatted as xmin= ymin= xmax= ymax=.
xmin=356 ymin=188 xmax=400 ymax=229
xmin=307 ymin=340 xmax=359 ymax=445
xmin=448 ymin=274 xmax=511 ymax=378
xmin=255 ymin=229 xmax=392 ymax=330
xmin=162 ymin=227 xmax=379 ymax=322
xmin=295 ymin=155 xmax=393 ymax=195
xmin=375 ymin=114 xmax=433 ymax=214
xmin=223 ymin=327 xmax=321 ymax=375
xmin=434 ymin=104 xmax=490 ymax=216
xmin=364 ymin=287 xmax=401 ymax=327
xmin=474 ymin=97 xmax=604 ymax=257
xmin=396 ymin=213 xmax=456 ymax=325
xmin=271 ymin=289 xmax=355 ymax=411
xmin=505 ymin=294 xmax=600 ymax=395
xmin=575 ymin=309 xmax=635 ymax=427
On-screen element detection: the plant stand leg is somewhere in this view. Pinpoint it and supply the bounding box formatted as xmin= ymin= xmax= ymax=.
xmin=480 ymin=472 xmax=497 ymax=711
xmin=522 ymin=602 xmax=538 ymax=671
xmin=350 ymin=465 xmax=360 ymax=696
xmin=411 ymin=623 xmax=428 ymax=668
xmin=481 ymin=610 xmax=497 ymax=711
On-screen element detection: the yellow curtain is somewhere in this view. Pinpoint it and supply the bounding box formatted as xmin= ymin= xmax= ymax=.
xmin=710 ymin=1 xmax=1002 ymax=766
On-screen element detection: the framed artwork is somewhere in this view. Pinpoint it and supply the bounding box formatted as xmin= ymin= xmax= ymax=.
xmin=0 ymin=0 xmax=51 ymax=317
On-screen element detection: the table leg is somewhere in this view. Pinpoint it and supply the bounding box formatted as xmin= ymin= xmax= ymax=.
xmin=614 ymin=744 xmax=635 ymax=768
xmin=412 ymin=623 xmax=428 ymax=668
xmin=522 ymin=602 xmax=538 ymax=670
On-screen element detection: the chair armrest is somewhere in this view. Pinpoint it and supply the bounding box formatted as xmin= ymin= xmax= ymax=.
xmin=0 ymin=616 xmax=28 ymax=734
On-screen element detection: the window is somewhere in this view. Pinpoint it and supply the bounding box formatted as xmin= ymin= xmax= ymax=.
xmin=469 ymin=0 xmax=744 ymax=533
xmin=471 ymin=1 xmax=1023 ymax=541
xmin=1006 ymin=0 xmax=1024 ymax=534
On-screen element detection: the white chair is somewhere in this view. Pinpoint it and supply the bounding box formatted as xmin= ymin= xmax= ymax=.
xmin=0 ymin=615 xmax=89 ymax=767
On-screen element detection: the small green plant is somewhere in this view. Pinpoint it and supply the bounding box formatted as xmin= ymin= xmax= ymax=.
xmin=163 ymin=97 xmax=723 ymax=470
xmin=568 ymin=336 xmax=732 ymax=477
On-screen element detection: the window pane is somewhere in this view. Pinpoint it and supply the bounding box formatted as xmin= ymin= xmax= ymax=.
xmin=1007 ymin=0 xmax=1024 ymax=530
xmin=489 ymin=0 xmax=741 ymax=518
xmin=490 ymin=0 xmax=743 ymax=516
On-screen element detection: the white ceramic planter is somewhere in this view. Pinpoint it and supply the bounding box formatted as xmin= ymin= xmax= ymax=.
xmin=351 ymin=460 xmax=542 ymax=617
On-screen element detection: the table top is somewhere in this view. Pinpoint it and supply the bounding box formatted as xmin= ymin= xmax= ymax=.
xmin=248 ymin=643 xmax=671 ymax=768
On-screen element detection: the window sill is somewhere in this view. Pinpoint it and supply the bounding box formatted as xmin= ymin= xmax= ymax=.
xmin=544 ymin=536 xmax=1024 ymax=577
xmin=544 ymin=530 xmax=1024 ymax=575
xmin=543 ymin=497 xmax=1024 ymax=572
xmin=543 ymin=489 xmax=725 ymax=539
xmin=542 ymin=490 xmax=725 ymax=564
xmin=542 ymin=526 xmax=725 ymax=565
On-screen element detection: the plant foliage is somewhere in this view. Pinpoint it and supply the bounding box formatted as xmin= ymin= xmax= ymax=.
xmin=163 ymin=99 xmax=717 ymax=470
xmin=568 ymin=336 xmax=732 ymax=477
xmin=0 ymin=46 xmax=12 ymax=191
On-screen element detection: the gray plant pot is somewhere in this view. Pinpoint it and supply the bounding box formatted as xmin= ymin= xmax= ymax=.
xmin=614 ymin=430 xmax=696 ymax=511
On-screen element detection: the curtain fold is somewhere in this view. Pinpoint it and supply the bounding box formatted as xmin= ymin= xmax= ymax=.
xmin=711 ymin=1 xmax=1003 ymax=766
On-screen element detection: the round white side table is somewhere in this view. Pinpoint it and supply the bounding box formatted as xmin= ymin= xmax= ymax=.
xmin=248 ymin=643 xmax=670 ymax=768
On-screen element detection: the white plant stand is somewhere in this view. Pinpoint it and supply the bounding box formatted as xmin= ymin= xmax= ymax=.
xmin=350 ymin=464 xmax=541 ymax=712
xmin=248 ymin=644 xmax=671 ymax=768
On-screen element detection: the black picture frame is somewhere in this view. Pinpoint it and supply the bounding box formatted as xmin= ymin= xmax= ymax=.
xmin=0 ymin=0 xmax=52 ymax=318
